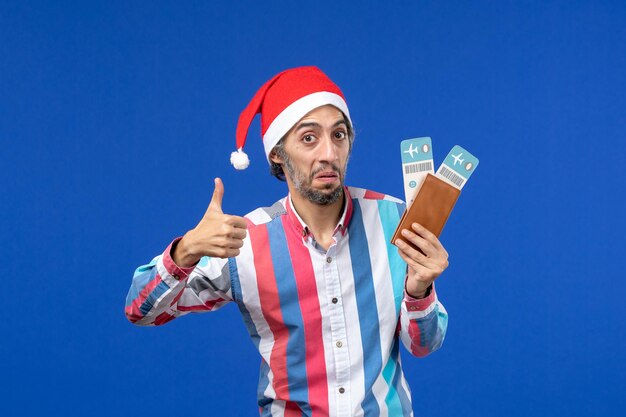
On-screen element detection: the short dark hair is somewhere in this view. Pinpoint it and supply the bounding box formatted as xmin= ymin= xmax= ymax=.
xmin=269 ymin=139 xmax=289 ymax=181
xmin=269 ymin=115 xmax=355 ymax=181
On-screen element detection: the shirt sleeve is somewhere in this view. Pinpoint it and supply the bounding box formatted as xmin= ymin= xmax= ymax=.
xmin=124 ymin=237 xmax=233 ymax=326
xmin=398 ymin=284 xmax=448 ymax=357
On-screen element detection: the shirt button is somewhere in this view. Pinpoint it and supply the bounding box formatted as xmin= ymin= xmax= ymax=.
xmin=326 ymin=257 xmax=332 ymax=263
xmin=339 ymin=387 xmax=345 ymax=394
xmin=172 ymin=273 xmax=180 ymax=280
xmin=336 ymin=341 xmax=343 ymax=348
xmin=332 ymin=297 xmax=338 ymax=304
xmin=301 ymin=229 xmax=307 ymax=237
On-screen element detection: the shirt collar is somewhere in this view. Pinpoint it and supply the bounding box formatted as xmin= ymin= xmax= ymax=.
xmin=286 ymin=186 xmax=353 ymax=239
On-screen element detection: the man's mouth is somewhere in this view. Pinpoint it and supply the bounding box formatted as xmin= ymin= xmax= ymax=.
xmin=314 ymin=171 xmax=339 ymax=182
xmin=315 ymin=171 xmax=338 ymax=178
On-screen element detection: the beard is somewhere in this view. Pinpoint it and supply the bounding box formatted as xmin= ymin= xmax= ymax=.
xmin=283 ymin=156 xmax=346 ymax=206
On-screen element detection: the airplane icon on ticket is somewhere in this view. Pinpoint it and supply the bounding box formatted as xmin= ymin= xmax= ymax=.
xmin=451 ymin=152 xmax=464 ymax=166
xmin=404 ymin=143 xmax=420 ymax=159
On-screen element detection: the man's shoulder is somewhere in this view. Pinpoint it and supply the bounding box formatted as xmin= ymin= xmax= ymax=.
xmin=347 ymin=186 xmax=405 ymax=206
xmin=241 ymin=187 xmax=405 ymax=228
xmin=243 ymin=197 xmax=288 ymax=227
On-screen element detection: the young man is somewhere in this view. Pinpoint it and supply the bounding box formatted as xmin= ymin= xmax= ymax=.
xmin=126 ymin=66 xmax=449 ymax=417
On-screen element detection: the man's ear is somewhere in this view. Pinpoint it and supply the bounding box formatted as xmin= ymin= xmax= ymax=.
xmin=269 ymin=150 xmax=283 ymax=164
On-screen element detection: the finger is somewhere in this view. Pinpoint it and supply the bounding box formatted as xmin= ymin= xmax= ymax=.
xmin=400 ymin=228 xmax=436 ymax=257
xmin=224 ymin=238 xmax=245 ymax=249
xmin=208 ymin=178 xmax=224 ymax=214
xmin=411 ymin=223 xmax=445 ymax=252
xmin=213 ymin=247 xmax=241 ymax=259
xmin=217 ymin=225 xmax=246 ymax=242
xmin=398 ymin=248 xmax=444 ymax=282
xmin=222 ymin=248 xmax=241 ymax=258
xmin=227 ymin=248 xmax=241 ymax=257
xmin=395 ymin=238 xmax=432 ymax=268
xmin=217 ymin=221 xmax=246 ymax=239
xmin=226 ymin=214 xmax=248 ymax=230
xmin=396 ymin=247 xmax=434 ymax=278
xmin=396 ymin=238 xmax=448 ymax=279
xmin=228 ymin=227 xmax=248 ymax=240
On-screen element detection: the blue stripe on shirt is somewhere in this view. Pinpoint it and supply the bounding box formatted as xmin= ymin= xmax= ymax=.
xmin=229 ymin=257 xmax=271 ymax=407
xmin=377 ymin=200 xmax=412 ymax=415
xmin=389 ymin=338 xmax=413 ymax=415
xmin=126 ymin=258 xmax=159 ymax=307
xmin=267 ymin=219 xmax=311 ymax=416
xmin=396 ymin=201 xmax=406 ymax=218
xmin=139 ymin=280 xmax=170 ymax=316
xmin=377 ymin=199 xmax=405 ymax=317
xmin=381 ymin=357 xmax=402 ymax=414
xmin=348 ymin=199 xmax=382 ymax=417
xmin=230 ymin=257 xmax=261 ymax=348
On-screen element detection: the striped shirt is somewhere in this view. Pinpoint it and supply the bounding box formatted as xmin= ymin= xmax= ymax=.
xmin=126 ymin=186 xmax=448 ymax=417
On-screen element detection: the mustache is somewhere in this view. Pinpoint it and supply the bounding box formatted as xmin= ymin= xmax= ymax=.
xmin=311 ymin=162 xmax=342 ymax=178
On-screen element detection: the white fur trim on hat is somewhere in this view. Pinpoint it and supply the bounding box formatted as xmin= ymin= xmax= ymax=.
xmin=262 ymin=91 xmax=351 ymax=161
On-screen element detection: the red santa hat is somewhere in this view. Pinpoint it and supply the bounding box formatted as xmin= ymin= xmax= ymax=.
xmin=231 ymin=66 xmax=352 ymax=169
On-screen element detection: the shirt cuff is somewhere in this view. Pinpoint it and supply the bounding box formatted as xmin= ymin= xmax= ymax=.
xmin=162 ymin=237 xmax=198 ymax=281
xmin=403 ymin=284 xmax=437 ymax=313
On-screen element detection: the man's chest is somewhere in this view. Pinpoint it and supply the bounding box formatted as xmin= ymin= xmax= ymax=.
xmin=235 ymin=238 xmax=405 ymax=332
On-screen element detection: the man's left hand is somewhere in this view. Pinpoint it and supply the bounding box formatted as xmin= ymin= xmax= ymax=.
xmin=394 ymin=222 xmax=449 ymax=299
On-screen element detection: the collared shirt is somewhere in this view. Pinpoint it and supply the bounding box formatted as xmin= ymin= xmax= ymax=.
xmin=126 ymin=186 xmax=448 ymax=417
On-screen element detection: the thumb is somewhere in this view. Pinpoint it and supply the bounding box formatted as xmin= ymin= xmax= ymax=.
xmin=208 ymin=177 xmax=224 ymax=213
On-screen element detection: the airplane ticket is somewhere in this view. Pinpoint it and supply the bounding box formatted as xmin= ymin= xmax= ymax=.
xmin=435 ymin=145 xmax=479 ymax=190
xmin=400 ymin=137 xmax=435 ymax=206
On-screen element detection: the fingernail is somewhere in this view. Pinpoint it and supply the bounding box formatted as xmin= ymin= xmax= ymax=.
xmin=402 ymin=229 xmax=410 ymax=237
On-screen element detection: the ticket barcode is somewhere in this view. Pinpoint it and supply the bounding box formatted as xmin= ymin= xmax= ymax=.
xmin=404 ymin=161 xmax=433 ymax=174
xmin=438 ymin=165 xmax=465 ymax=188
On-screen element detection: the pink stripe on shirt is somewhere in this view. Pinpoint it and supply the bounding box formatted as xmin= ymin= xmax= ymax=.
xmin=249 ymin=224 xmax=291 ymax=399
xmin=125 ymin=273 xmax=163 ymax=323
xmin=283 ymin=216 xmax=329 ymax=416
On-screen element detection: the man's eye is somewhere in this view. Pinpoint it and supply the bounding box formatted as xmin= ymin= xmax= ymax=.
xmin=334 ymin=131 xmax=347 ymax=140
xmin=303 ymin=135 xmax=316 ymax=143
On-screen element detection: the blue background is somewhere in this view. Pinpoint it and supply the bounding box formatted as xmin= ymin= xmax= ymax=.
xmin=2 ymin=1 xmax=625 ymax=416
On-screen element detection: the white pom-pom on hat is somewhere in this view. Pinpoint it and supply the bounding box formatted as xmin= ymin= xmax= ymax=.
xmin=230 ymin=148 xmax=250 ymax=170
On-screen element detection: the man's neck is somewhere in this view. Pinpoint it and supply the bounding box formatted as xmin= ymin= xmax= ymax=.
xmin=289 ymin=187 xmax=345 ymax=247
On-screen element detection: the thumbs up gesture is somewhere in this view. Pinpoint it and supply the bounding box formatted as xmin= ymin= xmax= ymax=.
xmin=172 ymin=178 xmax=248 ymax=267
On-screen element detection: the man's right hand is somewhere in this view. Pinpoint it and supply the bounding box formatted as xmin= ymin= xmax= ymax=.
xmin=172 ymin=178 xmax=248 ymax=267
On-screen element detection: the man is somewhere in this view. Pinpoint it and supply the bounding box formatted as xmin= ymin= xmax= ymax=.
xmin=126 ymin=66 xmax=449 ymax=417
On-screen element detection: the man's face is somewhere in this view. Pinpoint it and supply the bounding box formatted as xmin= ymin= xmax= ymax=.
xmin=271 ymin=105 xmax=351 ymax=205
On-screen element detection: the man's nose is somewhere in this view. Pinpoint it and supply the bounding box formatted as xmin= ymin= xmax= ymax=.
xmin=319 ymin=135 xmax=338 ymax=162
